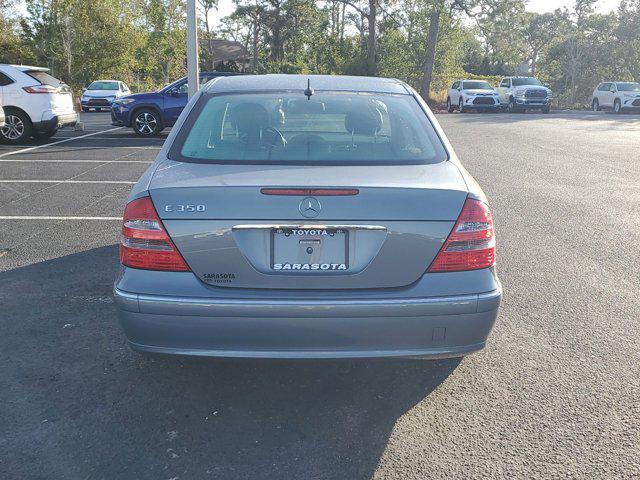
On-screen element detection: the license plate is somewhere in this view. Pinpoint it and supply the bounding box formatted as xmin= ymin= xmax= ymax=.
xmin=271 ymin=227 xmax=348 ymax=272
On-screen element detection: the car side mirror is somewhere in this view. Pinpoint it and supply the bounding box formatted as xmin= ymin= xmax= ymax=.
xmin=167 ymin=88 xmax=180 ymax=97
xmin=610 ymin=88 xmax=616 ymax=93
xmin=544 ymin=83 xmax=550 ymax=88
xmin=82 ymin=87 xmax=87 ymax=92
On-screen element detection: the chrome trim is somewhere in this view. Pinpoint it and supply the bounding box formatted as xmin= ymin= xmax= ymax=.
xmin=114 ymin=287 xmax=501 ymax=318
xmin=232 ymin=224 xmax=387 ymax=231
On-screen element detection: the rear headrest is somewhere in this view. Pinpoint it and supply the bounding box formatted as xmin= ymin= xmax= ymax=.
xmin=344 ymin=106 xmax=383 ymax=135
xmin=229 ymin=102 xmax=270 ymax=133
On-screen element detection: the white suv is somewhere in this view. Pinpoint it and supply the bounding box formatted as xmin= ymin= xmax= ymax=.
xmin=446 ymin=80 xmax=500 ymax=113
xmin=592 ymin=82 xmax=640 ymax=113
xmin=0 ymin=64 xmax=78 ymax=144
xmin=497 ymin=76 xmax=552 ymax=113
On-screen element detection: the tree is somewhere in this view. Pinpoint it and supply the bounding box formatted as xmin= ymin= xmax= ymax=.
xmin=333 ymin=0 xmax=380 ymax=75
xmin=419 ymin=0 xmax=477 ymax=99
xmin=199 ymin=0 xmax=218 ymax=70
xmin=520 ymin=12 xmax=562 ymax=74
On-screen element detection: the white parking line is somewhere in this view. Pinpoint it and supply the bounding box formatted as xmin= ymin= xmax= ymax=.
xmin=51 ymin=136 xmax=165 ymax=141
xmin=0 ymin=127 xmax=123 ymax=158
xmin=1 ymin=146 xmax=160 ymax=152
xmin=0 ymin=216 xmax=121 ymax=220
xmin=0 ymin=180 xmax=135 ymax=184
xmin=0 ymin=159 xmax=153 ymax=164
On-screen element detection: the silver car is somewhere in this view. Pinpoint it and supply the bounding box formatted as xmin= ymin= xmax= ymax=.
xmin=114 ymin=74 xmax=502 ymax=359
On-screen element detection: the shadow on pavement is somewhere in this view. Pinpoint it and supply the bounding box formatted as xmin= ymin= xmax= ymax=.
xmin=0 ymin=245 xmax=461 ymax=480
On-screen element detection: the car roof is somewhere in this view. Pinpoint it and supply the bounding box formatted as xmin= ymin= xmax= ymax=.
xmin=90 ymin=79 xmax=121 ymax=83
xmin=204 ymin=74 xmax=410 ymax=95
xmin=10 ymin=65 xmax=50 ymax=72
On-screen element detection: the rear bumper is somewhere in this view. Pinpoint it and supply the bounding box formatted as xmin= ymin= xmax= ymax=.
xmin=33 ymin=112 xmax=78 ymax=132
xmin=114 ymin=285 xmax=501 ymax=359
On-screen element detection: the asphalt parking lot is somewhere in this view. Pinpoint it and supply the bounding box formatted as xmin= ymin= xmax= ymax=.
xmin=1 ymin=110 xmax=639 ymax=479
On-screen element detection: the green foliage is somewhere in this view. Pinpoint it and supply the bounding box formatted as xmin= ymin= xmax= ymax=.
xmin=2 ymin=0 xmax=637 ymax=106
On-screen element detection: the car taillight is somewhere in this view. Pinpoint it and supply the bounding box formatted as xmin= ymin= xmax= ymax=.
xmin=428 ymin=198 xmax=495 ymax=272
xmin=23 ymin=85 xmax=59 ymax=94
xmin=120 ymin=196 xmax=190 ymax=271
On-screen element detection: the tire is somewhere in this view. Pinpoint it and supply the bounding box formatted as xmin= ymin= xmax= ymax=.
xmin=446 ymin=97 xmax=455 ymax=113
xmin=458 ymin=98 xmax=466 ymax=113
xmin=507 ymin=97 xmax=519 ymax=113
xmin=0 ymin=109 xmax=32 ymax=144
xmin=133 ymin=109 xmax=163 ymax=136
xmin=33 ymin=129 xmax=57 ymax=140
xmin=592 ymin=99 xmax=600 ymax=112
xmin=541 ymin=105 xmax=550 ymax=114
xmin=613 ymin=99 xmax=622 ymax=114
xmin=82 ymin=107 xmax=90 ymax=112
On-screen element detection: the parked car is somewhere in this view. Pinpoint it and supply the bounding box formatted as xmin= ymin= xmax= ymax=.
xmin=81 ymin=80 xmax=131 ymax=112
xmin=446 ymin=80 xmax=500 ymax=113
xmin=496 ymin=76 xmax=552 ymax=113
xmin=0 ymin=64 xmax=78 ymax=144
xmin=591 ymin=82 xmax=640 ymax=113
xmin=111 ymin=72 xmax=240 ymax=136
xmin=113 ymin=74 xmax=502 ymax=359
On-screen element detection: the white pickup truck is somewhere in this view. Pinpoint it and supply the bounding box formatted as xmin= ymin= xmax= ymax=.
xmin=497 ymin=76 xmax=552 ymax=113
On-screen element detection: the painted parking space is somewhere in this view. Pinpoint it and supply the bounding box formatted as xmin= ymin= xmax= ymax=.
xmin=0 ymin=112 xmax=156 ymax=259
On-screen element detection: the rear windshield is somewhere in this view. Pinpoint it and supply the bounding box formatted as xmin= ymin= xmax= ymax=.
xmin=462 ymin=81 xmax=493 ymax=90
xmin=25 ymin=70 xmax=64 ymax=87
xmin=170 ymin=91 xmax=447 ymax=165
xmin=88 ymin=81 xmax=119 ymax=90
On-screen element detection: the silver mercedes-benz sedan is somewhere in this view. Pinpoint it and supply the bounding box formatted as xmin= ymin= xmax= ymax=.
xmin=114 ymin=74 xmax=502 ymax=359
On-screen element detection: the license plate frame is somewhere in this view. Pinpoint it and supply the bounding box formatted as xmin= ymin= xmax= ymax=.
xmin=270 ymin=227 xmax=349 ymax=272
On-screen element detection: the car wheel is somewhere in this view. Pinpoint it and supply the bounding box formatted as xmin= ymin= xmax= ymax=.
xmin=82 ymin=107 xmax=90 ymax=112
xmin=33 ymin=129 xmax=57 ymax=140
xmin=446 ymin=97 xmax=455 ymax=113
xmin=507 ymin=97 xmax=518 ymax=113
xmin=592 ymin=99 xmax=600 ymax=112
xmin=0 ymin=109 xmax=32 ymax=144
xmin=541 ymin=105 xmax=550 ymax=114
xmin=133 ymin=109 xmax=163 ymax=136
xmin=458 ymin=98 xmax=466 ymax=113
xmin=613 ymin=99 xmax=622 ymax=114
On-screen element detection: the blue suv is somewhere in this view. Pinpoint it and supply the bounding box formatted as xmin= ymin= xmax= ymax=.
xmin=111 ymin=72 xmax=240 ymax=136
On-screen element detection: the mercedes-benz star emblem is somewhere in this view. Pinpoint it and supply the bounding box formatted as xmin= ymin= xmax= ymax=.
xmin=299 ymin=197 xmax=321 ymax=218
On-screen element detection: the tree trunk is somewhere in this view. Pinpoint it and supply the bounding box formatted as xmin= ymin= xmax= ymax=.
xmin=340 ymin=3 xmax=345 ymax=42
xmin=366 ymin=0 xmax=377 ymax=75
xmin=419 ymin=6 xmax=441 ymax=99
xmin=530 ymin=48 xmax=538 ymax=75
xmin=251 ymin=18 xmax=259 ymax=72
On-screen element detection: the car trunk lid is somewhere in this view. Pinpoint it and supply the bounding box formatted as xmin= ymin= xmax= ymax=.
xmin=149 ymin=160 xmax=468 ymax=289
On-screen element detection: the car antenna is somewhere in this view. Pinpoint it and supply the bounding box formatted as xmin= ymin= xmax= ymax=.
xmin=304 ymin=79 xmax=314 ymax=100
